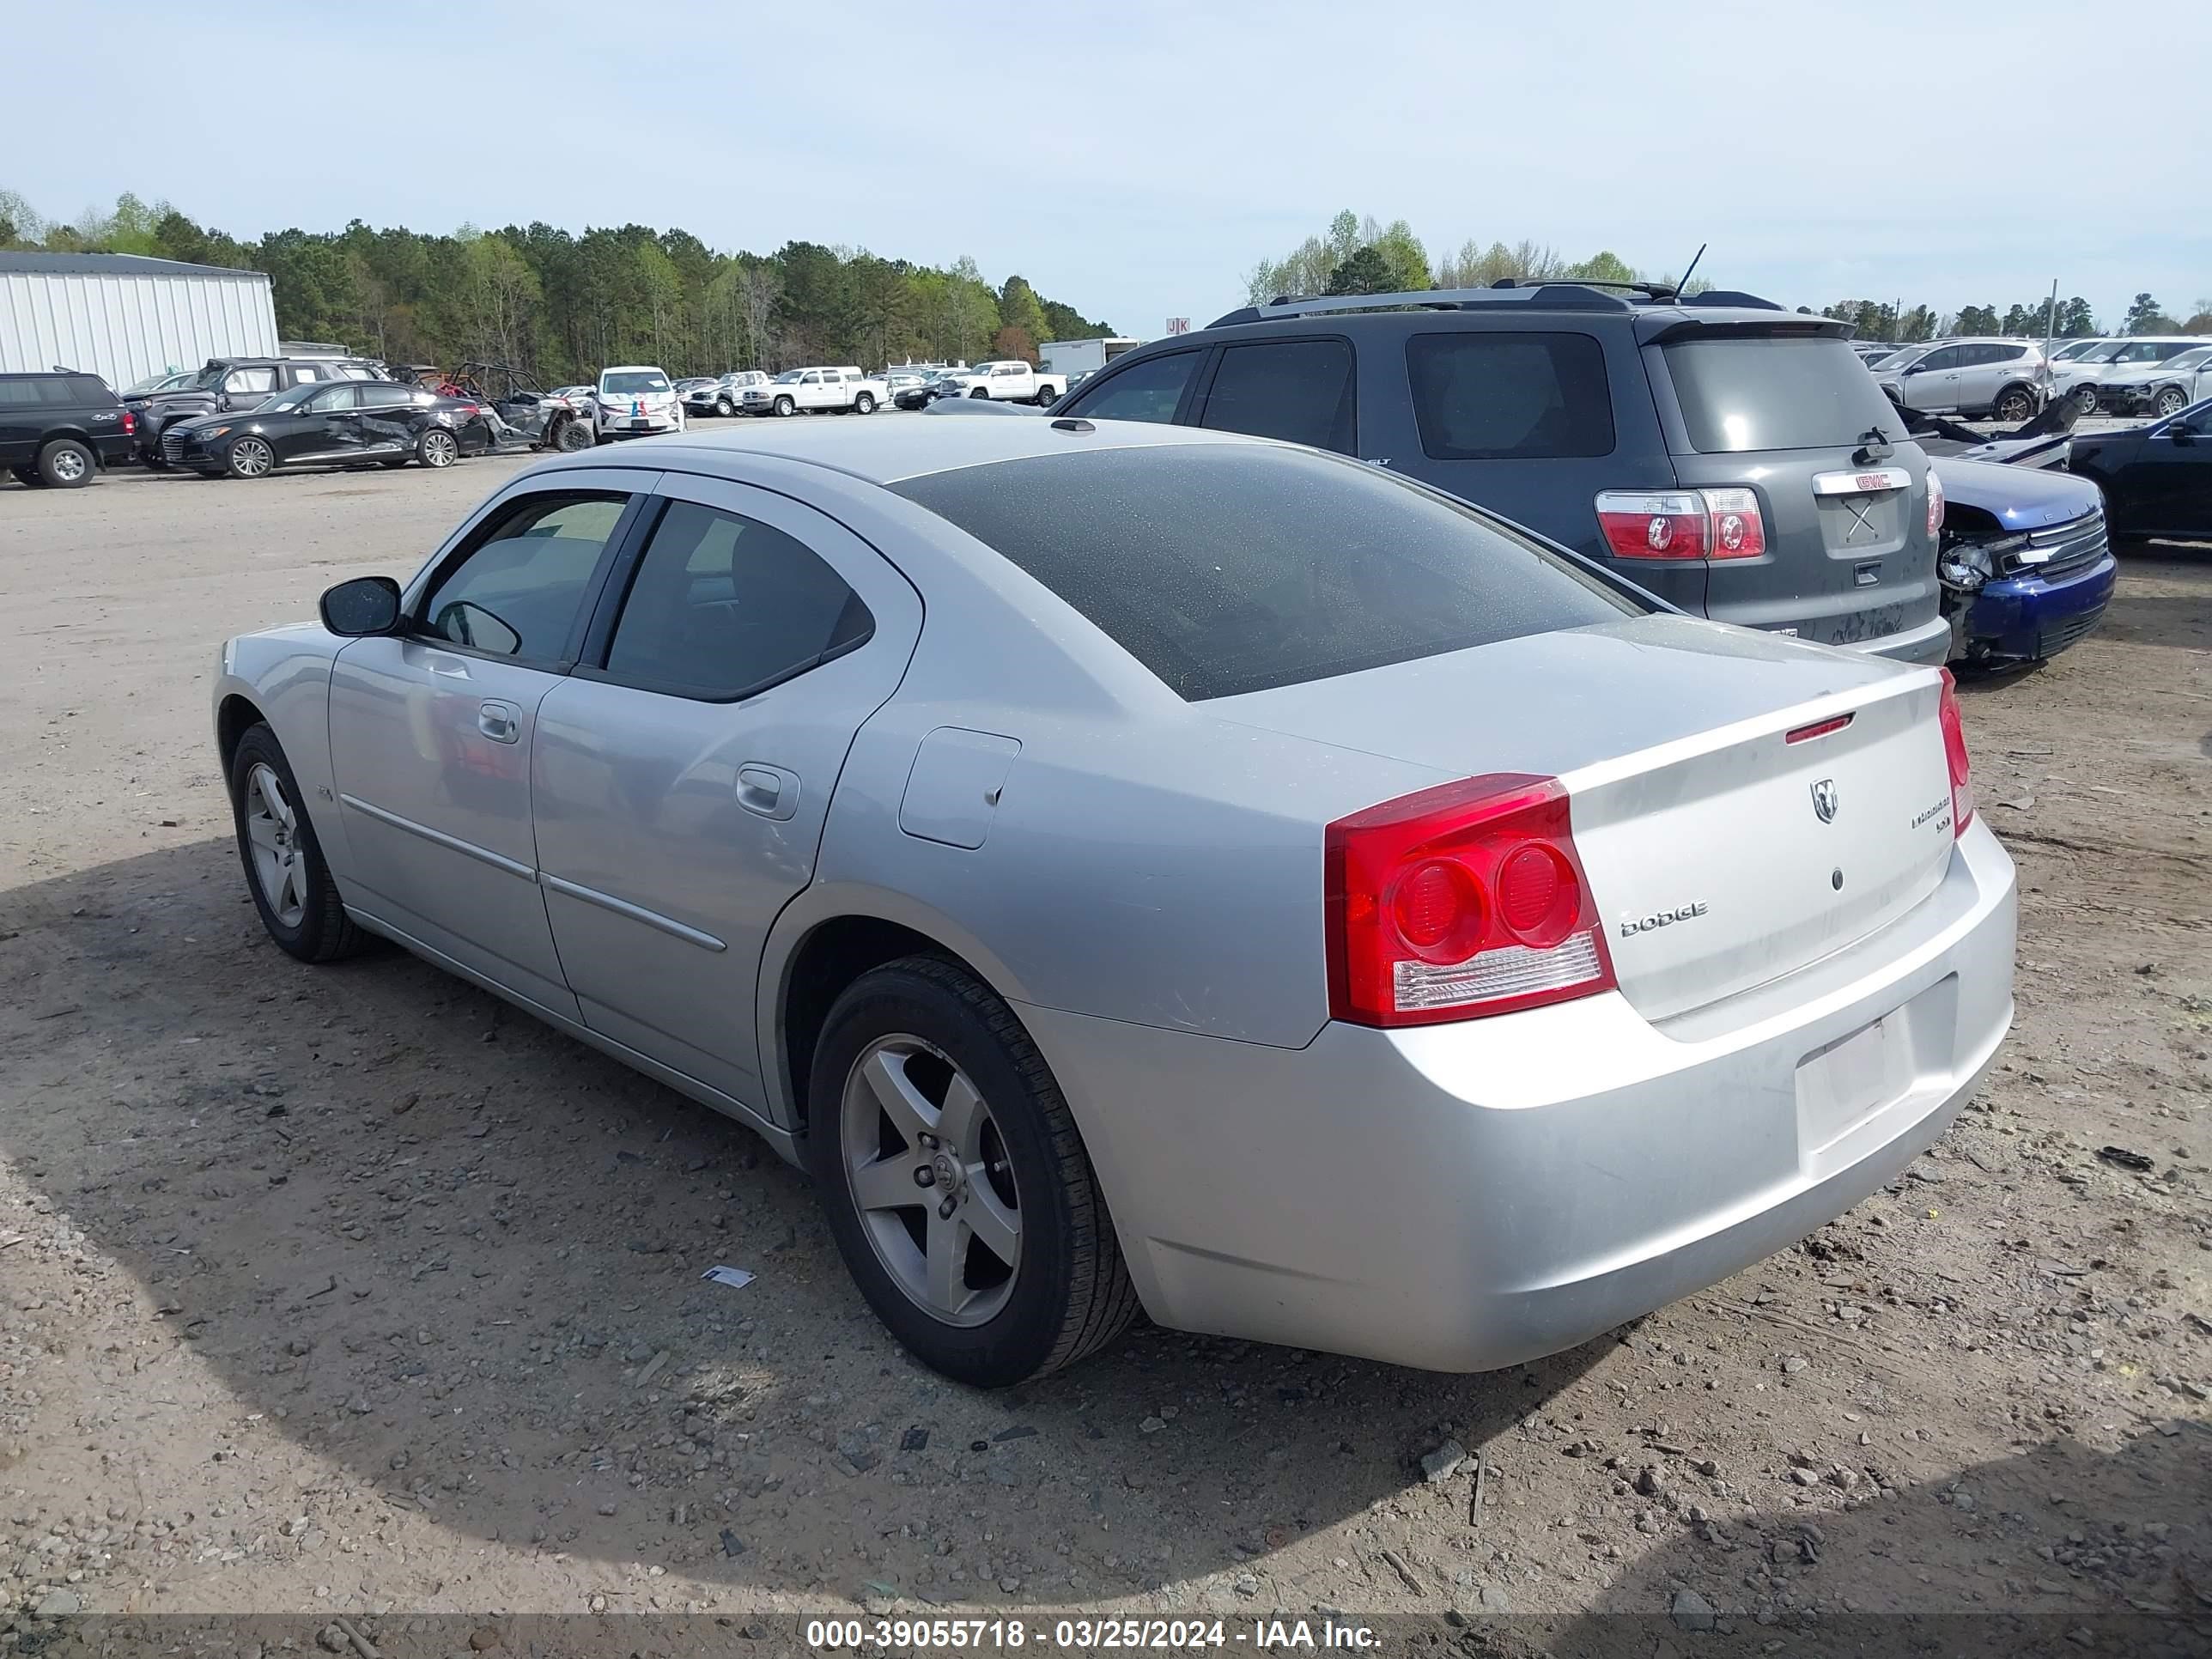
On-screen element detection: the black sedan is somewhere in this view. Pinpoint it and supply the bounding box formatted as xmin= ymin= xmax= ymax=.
xmin=162 ymin=381 xmax=493 ymax=479
xmin=2069 ymin=398 xmax=2212 ymax=547
xmin=892 ymin=371 xmax=957 ymax=410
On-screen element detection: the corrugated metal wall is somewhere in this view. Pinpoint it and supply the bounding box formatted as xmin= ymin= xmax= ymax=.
xmin=0 ymin=270 xmax=279 ymax=389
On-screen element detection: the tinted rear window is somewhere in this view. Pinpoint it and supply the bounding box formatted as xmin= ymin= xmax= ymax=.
xmin=1198 ymin=338 xmax=1356 ymax=453
xmin=890 ymin=445 xmax=1643 ymax=702
xmin=1661 ymin=333 xmax=1905 ymax=453
xmin=1406 ymin=331 xmax=1614 ymax=459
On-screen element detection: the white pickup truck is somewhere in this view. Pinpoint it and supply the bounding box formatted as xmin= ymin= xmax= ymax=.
xmin=738 ymin=366 xmax=888 ymax=416
xmin=940 ymin=360 xmax=1067 ymax=404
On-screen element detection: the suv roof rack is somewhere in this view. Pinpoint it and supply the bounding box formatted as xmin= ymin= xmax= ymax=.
xmin=1206 ymin=280 xmax=1788 ymax=331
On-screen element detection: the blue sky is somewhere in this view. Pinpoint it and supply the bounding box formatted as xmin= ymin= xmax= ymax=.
xmin=13 ymin=1 xmax=2209 ymax=337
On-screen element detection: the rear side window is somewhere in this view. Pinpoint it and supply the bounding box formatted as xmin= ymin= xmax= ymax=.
xmin=0 ymin=381 xmax=39 ymax=407
xmin=1406 ymin=332 xmax=1614 ymax=459
xmin=1660 ymin=333 xmax=1906 ymax=453
xmin=1199 ymin=338 xmax=1356 ymax=454
xmin=600 ymin=500 xmax=873 ymax=700
xmin=1064 ymin=350 xmax=1201 ymax=424
xmin=891 ymin=446 xmax=1643 ymax=702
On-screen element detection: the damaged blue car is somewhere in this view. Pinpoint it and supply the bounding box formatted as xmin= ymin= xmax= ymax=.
xmin=1935 ymin=458 xmax=2115 ymax=667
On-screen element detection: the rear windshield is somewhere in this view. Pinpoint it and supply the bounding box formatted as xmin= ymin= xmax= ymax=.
xmin=1662 ymin=333 xmax=1905 ymax=453
xmin=890 ymin=445 xmax=1644 ymax=702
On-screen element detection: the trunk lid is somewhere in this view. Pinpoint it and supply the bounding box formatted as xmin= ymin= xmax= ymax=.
xmin=1212 ymin=614 xmax=1958 ymax=1022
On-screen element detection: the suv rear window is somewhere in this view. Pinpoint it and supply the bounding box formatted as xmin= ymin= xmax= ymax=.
xmin=1406 ymin=332 xmax=1614 ymax=459
xmin=890 ymin=446 xmax=1643 ymax=702
xmin=1660 ymin=333 xmax=1905 ymax=453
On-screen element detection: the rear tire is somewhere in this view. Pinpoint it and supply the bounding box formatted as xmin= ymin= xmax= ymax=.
xmin=854 ymin=392 xmax=876 ymax=415
xmin=1992 ymin=386 xmax=2035 ymax=424
xmin=228 ymin=722 xmax=366 ymax=964
xmin=806 ymin=956 xmax=1140 ymax=1387
xmin=37 ymin=438 xmax=94 ymax=488
xmin=417 ymin=428 xmax=459 ymax=468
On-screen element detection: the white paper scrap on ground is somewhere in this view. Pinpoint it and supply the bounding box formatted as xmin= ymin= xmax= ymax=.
xmin=701 ymin=1265 xmax=757 ymax=1289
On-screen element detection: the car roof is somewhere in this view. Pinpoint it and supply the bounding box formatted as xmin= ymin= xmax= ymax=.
xmin=527 ymin=412 xmax=1265 ymax=486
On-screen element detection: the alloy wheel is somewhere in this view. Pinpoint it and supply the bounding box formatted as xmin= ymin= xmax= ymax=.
xmin=229 ymin=437 xmax=273 ymax=478
xmin=422 ymin=430 xmax=458 ymax=467
xmin=243 ymin=763 xmax=307 ymax=928
xmin=841 ymin=1035 xmax=1022 ymax=1328
xmin=47 ymin=447 xmax=88 ymax=484
xmin=2156 ymin=388 xmax=2186 ymax=417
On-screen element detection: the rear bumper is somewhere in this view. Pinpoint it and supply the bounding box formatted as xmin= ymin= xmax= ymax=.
xmin=1962 ymin=552 xmax=2117 ymax=662
xmin=1022 ymin=822 xmax=2015 ymax=1372
xmin=1840 ymin=611 xmax=1954 ymax=666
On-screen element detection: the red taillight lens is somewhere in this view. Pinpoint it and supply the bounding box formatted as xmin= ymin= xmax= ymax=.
xmin=1326 ymin=774 xmax=1617 ymax=1027
xmin=1937 ymin=668 xmax=1973 ymax=837
xmin=121 ymin=410 xmax=137 ymax=436
xmin=1595 ymin=489 xmax=1765 ymax=561
xmin=1926 ymin=466 xmax=1946 ymax=538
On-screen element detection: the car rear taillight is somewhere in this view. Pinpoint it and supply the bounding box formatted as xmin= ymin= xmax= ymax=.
xmin=1926 ymin=466 xmax=1945 ymax=538
xmin=120 ymin=410 xmax=136 ymax=436
xmin=1594 ymin=488 xmax=1765 ymax=561
xmin=1326 ymin=774 xmax=1617 ymax=1027
xmin=1937 ymin=669 xmax=1974 ymax=837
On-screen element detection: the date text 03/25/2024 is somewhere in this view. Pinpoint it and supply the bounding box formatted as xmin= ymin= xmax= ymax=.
xmin=805 ymin=1616 xmax=1382 ymax=1650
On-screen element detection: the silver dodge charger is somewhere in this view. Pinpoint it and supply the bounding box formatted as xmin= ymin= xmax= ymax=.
xmin=213 ymin=417 xmax=2016 ymax=1387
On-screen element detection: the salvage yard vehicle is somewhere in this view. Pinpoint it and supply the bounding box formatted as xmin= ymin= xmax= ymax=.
xmin=1870 ymin=338 xmax=2047 ymax=422
xmin=447 ymin=362 xmax=595 ymax=453
xmin=163 ymin=380 xmax=492 ymax=477
xmin=2094 ymin=343 xmax=2212 ymax=418
xmin=593 ymin=365 xmax=685 ymax=441
xmin=2051 ymin=337 xmax=2200 ymax=414
xmin=689 ymin=372 xmax=769 ymax=417
xmin=0 ymin=370 xmax=137 ymax=487
xmin=130 ymin=354 xmax=388 ymax=467
xmin=738 ymin=366 xmax=886 ymax=416
xmin=1933 ymin=459 xmax=2115 ymax=667
xmin=2068 ymin=397 xmax=2212 ymax=548
xmin=1060 ymin=283 xmax=1954 ymax=664
xmin=939 ymin=360 xmax=1066 ymax=404
xmin=213 ymin=416 xmax=2014 ymax=1387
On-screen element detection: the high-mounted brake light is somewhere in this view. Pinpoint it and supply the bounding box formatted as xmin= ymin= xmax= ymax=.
xmin=1927 ymin=466 xmax=1946 ymax=538
xmin=1937 ymin=669 xmax=1974 ymax=837
xmin=1594 ymin=488 xmax=1765 ymax=561
xmin=1326 ymin=775 xmax=1617 ymax=1027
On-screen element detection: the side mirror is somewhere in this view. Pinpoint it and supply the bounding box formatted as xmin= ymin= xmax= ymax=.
xmin=1901 ymin=362 xmax=1927 ymax=375
xmin=319 ymin=575 xmax=403 ymax=636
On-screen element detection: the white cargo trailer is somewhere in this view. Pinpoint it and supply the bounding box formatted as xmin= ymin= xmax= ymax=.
xmin=0 ymin=252 xmax=280 ymax=391
xmin=1039 ymin=336 xmax=1142 ymax=380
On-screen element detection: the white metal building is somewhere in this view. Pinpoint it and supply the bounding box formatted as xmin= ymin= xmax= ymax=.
xmin=0 ymin=252 xmax=278 ymax=390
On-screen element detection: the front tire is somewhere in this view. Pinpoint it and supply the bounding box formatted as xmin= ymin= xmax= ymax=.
xmin=37 ymin=438 xmax=94 ymax=488
xmin=224 ymin=435 xmax=275 ymax=480
xmin=417 ymin=428 xmax=459 ymax=468
xmin=715 ymin=396 xmax=734 ymax=416
xmin=2073 ymin=386 xmax=2099 ymax=415
xmin=554 ymin=418 xmax=594 ymax=453
xmin=806 ymin=956 xmax=1139 ymax=1387
xmin=773 ymin=394 xmax=796 ymax=417
xmin=2154 ymin=387 xmax=2189 ymax=418
xmin=228 ymin=722 xmax=365 ymax=963
xmin=969 ymin=386 xmax=989 ymax=399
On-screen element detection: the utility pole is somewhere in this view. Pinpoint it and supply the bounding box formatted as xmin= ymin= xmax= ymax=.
xmin=2042 ymin=279 xmax=2058 ymax=350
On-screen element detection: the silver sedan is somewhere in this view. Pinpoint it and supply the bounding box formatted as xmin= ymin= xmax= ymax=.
xmin=213 ymin=419 xmax=2016 ymax=1387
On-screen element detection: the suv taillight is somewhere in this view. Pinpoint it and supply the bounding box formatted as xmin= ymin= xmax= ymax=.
xmin=1937 ymin=669 xmax=1974 ymax=838
xmin=1594 ymin=489 xmax=1765 ymax=561
xmin=1326 ymin=775 xmax=1617 ymax=1027
xmin=1926 ymin=466 xmax=1946 ymax=538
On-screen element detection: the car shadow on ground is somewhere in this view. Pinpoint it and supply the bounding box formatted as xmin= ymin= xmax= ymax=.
xmin=0 ymin=836 xmax=1611 ymax=1594
xmin=1543 ymin=1420 xmax=2212 ymax=1659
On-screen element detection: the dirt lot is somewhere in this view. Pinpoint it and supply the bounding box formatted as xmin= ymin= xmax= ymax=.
xmin=0 ymin=456 xmax=2207 ymax=1657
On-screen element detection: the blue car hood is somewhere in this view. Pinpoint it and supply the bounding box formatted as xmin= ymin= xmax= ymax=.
xmin=1936 ymin=455 xmax=2100 ymax=531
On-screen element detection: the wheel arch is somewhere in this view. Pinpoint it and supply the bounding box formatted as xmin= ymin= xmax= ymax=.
xmin=761 ymin=892 xmax=1038 ymax=1139
xmin=1992 ymin=379 xmax=2038 ymax=412
xmin=216 ymin=692 xmax=268 ymax=777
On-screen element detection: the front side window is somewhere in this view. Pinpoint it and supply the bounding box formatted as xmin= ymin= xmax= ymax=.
xmin=1405 ymin=332 xmax=1612 ymax=460
xmin=416 ymin=494 xmax=629 ymax=665
xmin=225 ymin=368 xmax=278 ymax=396
xmin=1199 ymin=338 xmax=1356 ymax=454
xmin=601 ymin=500 xmax=873 ymax=699
xmin=1063 ymin=349 xmax=1202 ymax=424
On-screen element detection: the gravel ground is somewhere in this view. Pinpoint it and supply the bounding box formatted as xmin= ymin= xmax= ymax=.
xmin=0 ymin=456 xmax=2207 ymax=1656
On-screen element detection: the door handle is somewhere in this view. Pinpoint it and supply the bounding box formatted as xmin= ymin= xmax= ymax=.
xmin=477 ymin=701 xmax=521 ymax=744
xmin=737 ymin=764 xmax=799 ymax=821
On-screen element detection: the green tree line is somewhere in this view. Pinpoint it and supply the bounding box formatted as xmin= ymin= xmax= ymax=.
xmin=0 ymin=190 xmax=1115 ymax=380
xmin=1250 ymin=210 xmax=2210 ymax=341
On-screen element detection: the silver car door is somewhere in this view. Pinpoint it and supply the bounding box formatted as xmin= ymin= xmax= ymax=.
xmin=530 ymin=473 xmax=923 ymax=1114
xmin=326 ymin=483 xmax=646 ymax=1017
